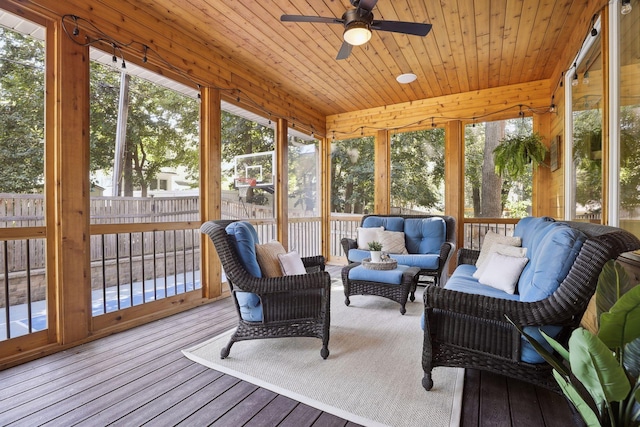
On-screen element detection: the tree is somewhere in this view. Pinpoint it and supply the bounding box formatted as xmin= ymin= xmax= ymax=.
xmin=390 ymin=129 xmax=445 ymax=212
xmin=330 ymin=137 xmax=374 ymax=213
xmin=89 ymin=64 xmax=200 ymax=197
xmin=0 ymin=27 xmax=45 ymax=193
xmin=573 ymin=108 xmax=603 ymax=214
xmin=481 ymin=121 xmax=504 ymax=217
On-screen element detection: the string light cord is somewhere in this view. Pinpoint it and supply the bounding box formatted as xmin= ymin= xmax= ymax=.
xmin=329 ymin=102 xmax=553 ymax=138
xmin=60 ymin=14 xmax=319 ymax=135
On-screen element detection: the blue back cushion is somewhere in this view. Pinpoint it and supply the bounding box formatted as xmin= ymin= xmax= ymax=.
xmin=225 ymin=221 xmax=261 ymax=278
xmin=225 ymin=221 xmax=262 ymax=322
xmin=519 ymin=226 xmax=586 ymax=302
xmin=404 ymin=217 xmax=446 ymax=254
xmin=362 ymin=216 xmax=405 ymax=232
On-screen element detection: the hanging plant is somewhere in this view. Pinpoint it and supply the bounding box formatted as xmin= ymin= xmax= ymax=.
xmin=493 ymin=132 xmax=548 ymax=180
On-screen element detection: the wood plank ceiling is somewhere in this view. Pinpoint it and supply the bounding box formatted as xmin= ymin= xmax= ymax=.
xmin=91 ymin=0 xmax=594 ymax=117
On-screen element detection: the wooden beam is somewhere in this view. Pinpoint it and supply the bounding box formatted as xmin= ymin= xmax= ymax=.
xmin=326 ymin=80 xmax=552 ymax=137
xmin=199 ymin=87 xmax=222 ymax=299
xmin=374 ymin=130 xmax=390 ymax=214
xmin=321 ymin=137 xmax=332 ymax=261
xmin=444 ymin=120 xmax=465 ymax=260
xmin=50 ymin=19 xmax=92 ymax=343
xmin=16 ymin=0 xmax=326 ymax=137
xmin=276 ymin=118 xmax=289 ymax=248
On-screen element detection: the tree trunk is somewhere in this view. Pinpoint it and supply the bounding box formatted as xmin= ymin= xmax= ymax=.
xmin=123 ymin=145 xmax=133 ymax=197
xmin=481 ymin=121 xmax=504 ymax=217
xmin=344 ymin=181 xmax=354 ymax=213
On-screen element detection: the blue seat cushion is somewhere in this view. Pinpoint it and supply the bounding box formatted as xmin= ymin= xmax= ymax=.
xmin=362 ymin=216 xmax=405 ymax=232
xmin=225 ymin=221 xmax=262 ymax=321
xmin=444 ymin=264 xmax=520 ymax=301
xmin=349 ymin=264 xmax=412 ymax=285
xmin=348 ymin=249 xmax=440 ymax=270
xmin=404 ymin=218 xmax=446 ymax=254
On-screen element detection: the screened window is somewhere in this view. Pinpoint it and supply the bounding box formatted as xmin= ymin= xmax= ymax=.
xmin=390 ymin=129 xmax=445 ymax=214
xmin=330 ymin=137 xmax=375 ymax=214
xmin=618 ymin=0 xmax=640 ymax=239
xmin=464 ymin=118 xmax=534 ymax=218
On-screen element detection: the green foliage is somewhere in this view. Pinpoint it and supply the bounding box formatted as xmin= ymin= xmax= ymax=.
xmin=0 ymin=27 xmax=45 ymax=193
xmin=367 ymin=241 xmax=383 ymax=251
xmin=390 ymin=129 xmax=445 ymax=211
xmin=492 ymin=132 xmax=548 ymax=180
xmin=509 ymin=261 xmax=640 ymax=427
xmin=330 ymin=137 xmax=374 ymax=214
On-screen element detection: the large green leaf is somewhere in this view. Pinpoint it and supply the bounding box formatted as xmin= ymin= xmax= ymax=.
xmin=625 ymin=338 xmax=640 ymax=379
xmin=553 ymin=370 xmax=601 ymax=427
xmin=505 ymin=316 xmax=570 ymax=376
xmin=596 ymin=261 xmax=634 ymax=323
xmin=599 ymin=285 xmax=640 ymax=349
xmin=542 ymin=329 xmax=570 ymax=362
xmin=569 ymin=328 xmax=631 ymax=405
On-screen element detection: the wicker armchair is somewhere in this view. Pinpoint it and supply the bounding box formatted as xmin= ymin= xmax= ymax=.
xmin=422 ymin=221 xmax=640 ymax=392
xmin=200 ymin=220 xmax=331 ymax=359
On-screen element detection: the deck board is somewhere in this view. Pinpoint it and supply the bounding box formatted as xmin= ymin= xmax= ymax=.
xmin=0 ymin=266 xmax=582 ymax=426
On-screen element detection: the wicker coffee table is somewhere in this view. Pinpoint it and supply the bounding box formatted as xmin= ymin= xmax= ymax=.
xmin=341 ymin=263 xmax=420 ymax=314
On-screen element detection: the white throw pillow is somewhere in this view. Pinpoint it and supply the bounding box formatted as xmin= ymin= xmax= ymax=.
xmin=473 ymin=243 xmax=527 ymax=279
xmin=378 ymin=230 xmax=408 ymax=254
xmin=478 ymin=252 xmax=529 ymax=294
xmin=357 ymin=226 xmax=384 ymax=250
xmin=475 ymin=231 xmax=522 ymax=268
xmin=277 ymin=251 xmax=307 ymax=275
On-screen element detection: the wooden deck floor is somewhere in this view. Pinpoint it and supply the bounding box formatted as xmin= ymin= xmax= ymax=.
xmin=0 ymin=266 xmax=580 ymax=427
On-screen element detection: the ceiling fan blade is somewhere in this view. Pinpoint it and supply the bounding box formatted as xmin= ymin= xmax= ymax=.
xmin=356 ymin=0 xmax=379 ymax=13
xmin=281 ymin=15 xmax=343 ymax=25
xmin=371 ymin=21 xmax=432 ymax=37
xmin=336 ymin=41 xmax=352 ymax=60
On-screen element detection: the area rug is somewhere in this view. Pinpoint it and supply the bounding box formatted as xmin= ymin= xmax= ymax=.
xmin=182 ymin=283 xmax=464 ymax=427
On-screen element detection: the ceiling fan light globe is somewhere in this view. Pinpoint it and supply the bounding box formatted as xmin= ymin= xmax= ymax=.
xmin=343 ymin=23 xmax=372 ymax=46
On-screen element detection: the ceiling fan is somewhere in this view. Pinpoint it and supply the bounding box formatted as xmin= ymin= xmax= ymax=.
xmin=281 ymin=0 xmax=432 ymax=60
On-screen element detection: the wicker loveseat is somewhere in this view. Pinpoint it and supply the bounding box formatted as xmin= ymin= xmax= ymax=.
xmin=422 ymin=217 xmax=640 ymax=391
xmin=341 ymin=214 xmax=456 ymax=286
xmin=200 ymin=220 xmax=331 ymax=359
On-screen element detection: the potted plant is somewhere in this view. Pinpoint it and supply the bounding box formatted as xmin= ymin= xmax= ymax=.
xmin=510 ymin=260 xmax=640 ymax=427
xmin=493 ymin=132 xmax=548 ymax=180
xmin=368 ymin=241 xmax=383 ymax=263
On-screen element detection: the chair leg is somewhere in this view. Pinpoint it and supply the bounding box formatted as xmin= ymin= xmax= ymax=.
xmin=321 ymin=344 xmax=329 ymax=359
xmin=422 ymin=372 xmax=434 ymax=390
xmin=220 ymin=338 xmax=235 ymax=359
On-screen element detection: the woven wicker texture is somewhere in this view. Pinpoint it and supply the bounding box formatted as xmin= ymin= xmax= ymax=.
xmin=342 ymin=263 xmax=420 ymax=314
xmin=341 ymin=214 xmax=456 ymax=286
xmin=200 ymin=220 xmax=331 ymax=359
xmin=422 ymin=220 xmax=640 ymax=392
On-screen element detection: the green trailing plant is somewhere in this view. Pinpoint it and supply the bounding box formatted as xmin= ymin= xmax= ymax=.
xmin=493 ymin=132 xmax=548 ymax=180
xmin=368 ymin=241 xmax=383 ymax=251
xmin=508 ymin=260 xmax=640 ymax=427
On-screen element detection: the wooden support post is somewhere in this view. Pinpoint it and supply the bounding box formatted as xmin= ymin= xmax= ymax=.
xmin=374 ymin=129 xmax=390 ymax=214
xmin=50 ymin=20 xmax=92 ymax=343
xmin=199 ymin=87 xmax=222 ymax=299
xmin=321 ymin=137 xmax=332 ymax=261
xmin=444 ymin=120 xmax=465 ymax=259
xmin=532 ymin=113 xmax=553 ymax=217
xmin=276 ymin=119 xmax=289 ymax=248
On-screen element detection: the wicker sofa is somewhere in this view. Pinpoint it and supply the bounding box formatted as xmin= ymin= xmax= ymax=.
xmin=341 ymin=214 xmax=456 ymax=286
xmin=422 ymin=217 xmax=640 ymax=391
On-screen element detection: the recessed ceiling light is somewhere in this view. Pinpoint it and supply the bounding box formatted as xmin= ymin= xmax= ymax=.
xmin=396 ymin=73 xmax=417 ymax=84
